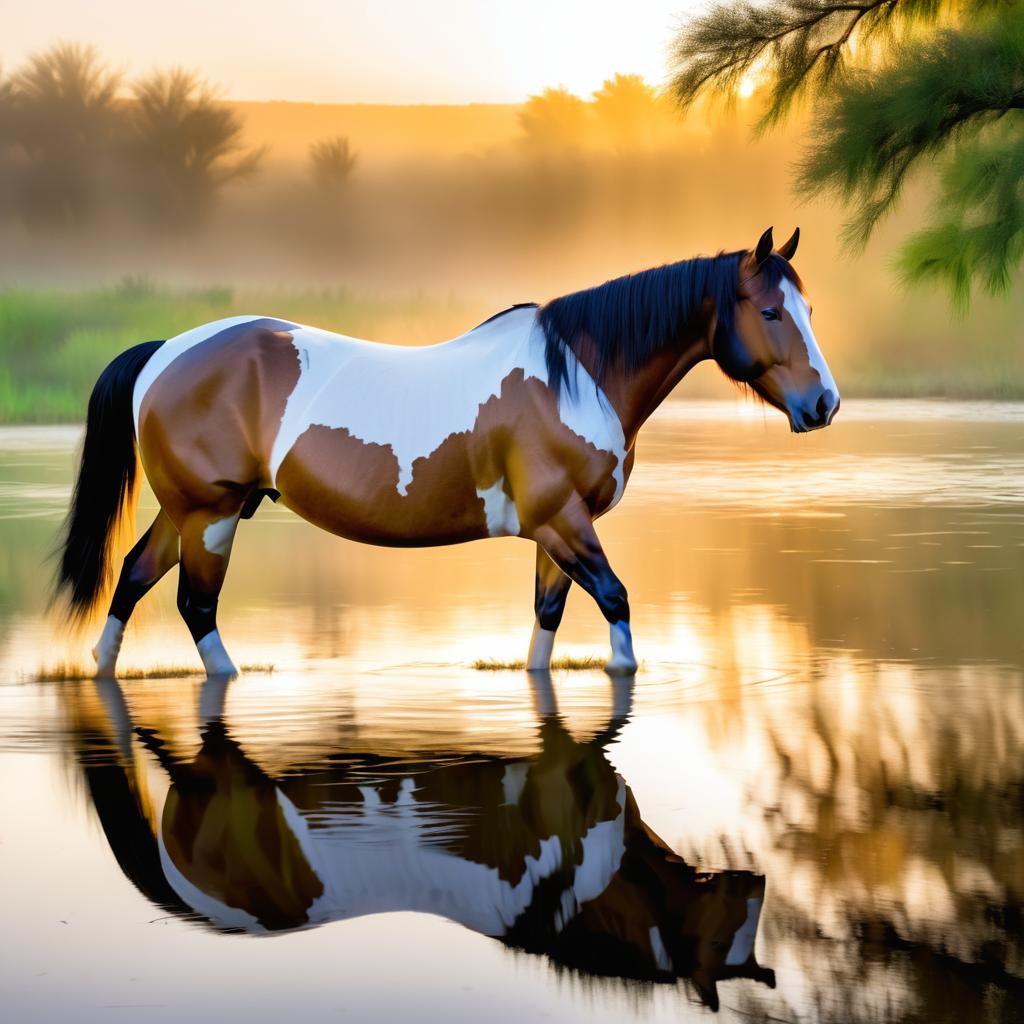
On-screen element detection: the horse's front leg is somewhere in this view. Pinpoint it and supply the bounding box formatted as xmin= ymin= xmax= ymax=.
xmin=526 ymin=546 xmax=572 ymax=671
xmin=532 ymin=496 xmax=637 ymax=675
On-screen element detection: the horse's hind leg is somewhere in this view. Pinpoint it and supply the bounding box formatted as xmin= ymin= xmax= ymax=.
xmin=94 ymin=509 xmax=180 ymax=677
xmin=526 ymin=545 xmax=572 ymax=671
xmin=176 ymin=508 xmax=241 ymax=676
xmin=533 ymin=496 xmax=637 ymax=675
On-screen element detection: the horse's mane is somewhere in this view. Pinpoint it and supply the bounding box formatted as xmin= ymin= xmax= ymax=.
xmin=538 ymin=250 xmax=799 ymax=394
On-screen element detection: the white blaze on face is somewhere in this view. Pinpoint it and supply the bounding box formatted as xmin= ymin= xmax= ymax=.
xmin=779 ymin=279 xmax=838 ymax=400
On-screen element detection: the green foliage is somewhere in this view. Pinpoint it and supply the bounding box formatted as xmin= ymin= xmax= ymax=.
xmin=894 ymin=129 xmax=1024 ymax=307
xmin=670 ymin=0 xmax=956 ymax=128
xmin=670 ymin=0 xmax=1024 ymax=306
xmin=0 ymin=287 xmax=476 ymax=423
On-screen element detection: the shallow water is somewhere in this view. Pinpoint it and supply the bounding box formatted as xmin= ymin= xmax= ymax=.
xmin=1 ymin=399 xmax=1022 ymax=1023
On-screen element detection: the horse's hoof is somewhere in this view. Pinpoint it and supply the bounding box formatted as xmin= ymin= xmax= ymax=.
xmin=91 ymin=645 xmax=116 ymax=679
xmin=604 ymin=658 xmax=638 ymax=676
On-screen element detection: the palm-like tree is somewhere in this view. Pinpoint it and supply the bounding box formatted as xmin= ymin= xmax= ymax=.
xmin=518 ymin=86 xmax=592 ymax=151
xmin=8 ymin=42 xmax=121 ymax=223
xmin=127 ymin=68 xmax=264 ymax=226
xmin=309 ymin=136 xmax=358 ymax=192
xmin=591 ymin=73 xmax=676 ymax=150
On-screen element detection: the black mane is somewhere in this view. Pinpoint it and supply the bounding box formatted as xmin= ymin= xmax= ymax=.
xmin=538 ymin=251 xmax=800 ymax=394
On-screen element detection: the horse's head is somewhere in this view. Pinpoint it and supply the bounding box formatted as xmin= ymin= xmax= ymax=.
xmin=716 ymin=227 xmax=840 ymax=433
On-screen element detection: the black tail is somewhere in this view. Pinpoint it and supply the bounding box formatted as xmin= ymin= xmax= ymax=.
xmin=53 ymin=340 xmax=164 ymax=621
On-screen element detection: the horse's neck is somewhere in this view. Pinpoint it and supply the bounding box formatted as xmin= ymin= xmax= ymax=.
xmin=596 ymin=336 xmax=711 ymax=445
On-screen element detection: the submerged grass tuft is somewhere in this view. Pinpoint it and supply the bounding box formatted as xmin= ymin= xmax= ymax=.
xmin=471 ymin=655 xmax=607 ymax=671
xmin=32 ymin=662 xmax=275 ymax=682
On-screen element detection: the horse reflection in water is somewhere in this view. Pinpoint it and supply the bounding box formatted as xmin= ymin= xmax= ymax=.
xmin=70 ymin=676 xmax=774 ymax=1011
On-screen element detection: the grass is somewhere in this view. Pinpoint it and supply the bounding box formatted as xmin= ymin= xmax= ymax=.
xmin=4 ymin=282 xmax=1024 ymax=423
xmin=471 ymin=655 xmax=608 ymax=671
xmin=32 ymin=662 xmax=275 ymax=682
xmin=0 ymin=282 xmax=477 ymax=423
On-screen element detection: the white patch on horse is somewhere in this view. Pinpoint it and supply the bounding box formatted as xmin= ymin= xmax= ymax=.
xmin=202 ymin=514 xmax=238 ymax=558
xmin=501 ymin=763 xmax=529 ymax=805
xmin=477 ymin=477 xmax=520 ymax=537
xmin=649 ymin=926 xmax=672 ymax=972
xmin=780 ymin=279 xmax=838 ymax=399
xmin=725 ymin=896 xmax=763 ymax=966
xmin=294 ymin=779 xmax=567 ymax=936
xmin=572 ymin=779 xmax=626 ymax=906
xmin=267 ymin=307 xmax=627 ymax=498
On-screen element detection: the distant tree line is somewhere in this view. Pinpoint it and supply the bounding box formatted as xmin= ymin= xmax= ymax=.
xmin=0 ymin=44 xmax=700 ymax=235
xmin=0 ymin=42 xmax=364 ymax=230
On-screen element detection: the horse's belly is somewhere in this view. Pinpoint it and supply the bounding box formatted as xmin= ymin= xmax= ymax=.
xmin=275 ymin=423 xmax=495 ymax=547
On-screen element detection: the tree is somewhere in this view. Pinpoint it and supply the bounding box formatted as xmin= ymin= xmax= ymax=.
xmin=518 ymin=86 xmax=592 ymax=150
xmin=591 ymin=73 xmax=677 ymax=150
xmin=127 ymin=68 xmax=264 ymax=226
xmin=670 ymin=0 xmax=1024 ymax=307
xmin=8 ymin=42 xmax=122 ymax=223
xmin=309 ymin=136 xmax=357 ymax=191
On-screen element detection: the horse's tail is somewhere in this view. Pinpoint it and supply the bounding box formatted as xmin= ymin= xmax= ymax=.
xmin=52 ymin=340 xmax=164 ymax=621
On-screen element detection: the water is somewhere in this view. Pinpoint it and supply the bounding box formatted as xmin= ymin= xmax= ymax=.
xmin=1 ymin=399 xmax=1022 ymax=1023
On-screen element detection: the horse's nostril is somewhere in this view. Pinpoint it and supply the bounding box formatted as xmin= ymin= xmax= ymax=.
xmin=801 ymin=394 xmax=831 ymax=429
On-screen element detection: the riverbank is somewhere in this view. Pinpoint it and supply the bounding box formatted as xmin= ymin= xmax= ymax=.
xmin=3 ymin=284 xmax=1024 ymax=422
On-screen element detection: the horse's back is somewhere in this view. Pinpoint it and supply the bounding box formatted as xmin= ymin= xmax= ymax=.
xmin=132 ymin=306 xmax=627 ymax=541
xmin=270 ymin=305 xmax=546 ymax=493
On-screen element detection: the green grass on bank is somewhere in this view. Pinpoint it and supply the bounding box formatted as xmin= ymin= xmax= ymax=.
xmin=3 ymin=282 xmax=1024 ymax=423
xmin=0 ymin=282 xmax=479 ymax=423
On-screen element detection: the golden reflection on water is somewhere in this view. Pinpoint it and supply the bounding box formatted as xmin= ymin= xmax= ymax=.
xmin=1 ymin=401 xmax=1024 ymax=1022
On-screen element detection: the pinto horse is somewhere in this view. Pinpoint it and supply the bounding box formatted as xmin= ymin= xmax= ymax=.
xmin=55 ymin=227 xmax=838 ymax=677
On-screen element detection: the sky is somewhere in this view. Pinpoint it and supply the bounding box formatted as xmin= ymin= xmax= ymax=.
xmin=3 ymin=0 xmax=705 ymax=104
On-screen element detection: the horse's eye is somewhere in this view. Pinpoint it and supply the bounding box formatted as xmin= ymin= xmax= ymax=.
xmin=761 ymin=307 xmax=780 ymax=322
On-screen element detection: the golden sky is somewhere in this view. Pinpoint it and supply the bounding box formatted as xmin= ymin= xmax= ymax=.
xmin=4 ymin=0 xmax=705 ymax=103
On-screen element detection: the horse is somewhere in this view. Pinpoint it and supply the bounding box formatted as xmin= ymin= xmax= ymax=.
xmin=65 ymin=672 xmax=775 ymax=1010
xmin=54 ymin=226 xmax=839 ymax=678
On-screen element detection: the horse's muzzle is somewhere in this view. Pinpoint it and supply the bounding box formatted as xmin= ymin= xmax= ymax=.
xmin=790 ymin=391 xmax=840 ymax=433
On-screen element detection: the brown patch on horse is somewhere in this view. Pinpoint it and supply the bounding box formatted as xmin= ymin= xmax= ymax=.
xmin=138 ymin=319 xmax=301 ymax=523
xmin=275 ymin=367 xmax=621 ymax=546
xmin=276 ymin=423 xmax=482 ymax=546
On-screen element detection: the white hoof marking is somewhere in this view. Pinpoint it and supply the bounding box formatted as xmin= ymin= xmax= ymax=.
xmin=197 ymin=630 xmax=238 ymax=676
xmin=605 ymin=620 xmax=637 ymax=675
xmin=92 ymin=616 xmax=125 ymax=677
xmin=526 ymin=623 xmax=556 ymax=671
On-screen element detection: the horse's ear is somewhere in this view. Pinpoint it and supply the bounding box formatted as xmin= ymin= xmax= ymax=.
xmin=754 ymin=226 xmax=774 ymax=268
xmin=777 ymin=227 xmax=800 ymax=261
